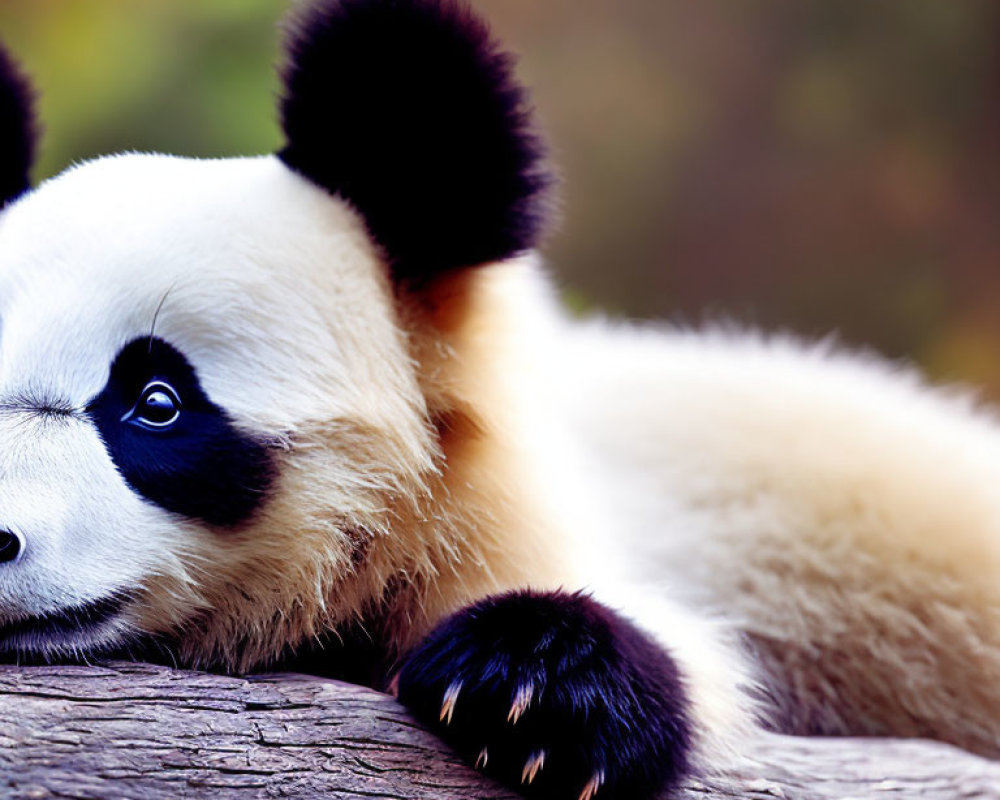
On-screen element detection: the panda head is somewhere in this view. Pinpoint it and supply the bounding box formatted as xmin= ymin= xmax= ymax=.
xmin=0 ymin=0 xmax=552 ymax=668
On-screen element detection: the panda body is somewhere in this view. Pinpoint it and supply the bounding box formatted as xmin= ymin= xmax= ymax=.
xmin=562 ymin=318 xmax=1000 ymax=754
xmin=1 ymin=1 xmax=999 ymax=797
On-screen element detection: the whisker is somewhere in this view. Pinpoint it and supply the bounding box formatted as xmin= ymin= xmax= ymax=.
xmin=148 ymin=284 xmax=177 ymax=353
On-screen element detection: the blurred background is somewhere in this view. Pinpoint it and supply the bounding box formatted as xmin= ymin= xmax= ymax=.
xmin=1 ymin=1 xmax=998 ymax=394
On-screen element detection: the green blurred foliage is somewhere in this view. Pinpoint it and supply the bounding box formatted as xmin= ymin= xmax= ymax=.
xmin=1 ymin=0 xmax=282 ymax=176
xmin=2 ymin=1 xmax=999 ymax=396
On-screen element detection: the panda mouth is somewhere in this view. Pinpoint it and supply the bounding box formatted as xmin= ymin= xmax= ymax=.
xmin=0 ymin=594 xmax=130 ymax=651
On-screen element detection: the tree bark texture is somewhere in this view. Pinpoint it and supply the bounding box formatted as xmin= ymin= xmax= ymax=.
xmin=0 ymin=662 xmax=997 ymax=800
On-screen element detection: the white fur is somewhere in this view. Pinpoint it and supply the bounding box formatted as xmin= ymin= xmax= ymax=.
xmin=0 ymin=152 xmax=998 ymax=763
xmin=558 ymin=319 xmax=1000 ymax=755
xmin=0 ymin=154 xmax=434 ymax=660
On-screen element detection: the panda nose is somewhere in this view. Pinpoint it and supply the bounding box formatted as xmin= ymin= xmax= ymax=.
xmin=0 ymin=530 xmax=23 ymax=564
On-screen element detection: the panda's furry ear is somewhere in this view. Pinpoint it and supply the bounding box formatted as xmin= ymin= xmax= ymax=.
xmin=0 ymin=44 xmax=36 ymax=209
xmin=278 ymin=0 xmax=553 ymax=285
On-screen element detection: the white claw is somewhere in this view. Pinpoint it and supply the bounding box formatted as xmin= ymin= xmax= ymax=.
xmin=507 ymin=682 xmax=534 ymax=724
xmin=578 ymin=770 xmax=605 ymax=800
xmin=440 ymin=681 xmax=462 ymax=725
xmin=521 ymin=750 xmax=546 ymax=785
xmin=475 ymin=747 xmax=489 ymax=770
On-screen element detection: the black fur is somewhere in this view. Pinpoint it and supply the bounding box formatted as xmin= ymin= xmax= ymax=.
xmin=87 ymin=337 xmax=275 ymax=527
xmin=396 ymin=590 xmax=693 ymax=800
xmin=0 ymin=43 xmax=36 ymax=208
xmin=278 ymin=0 xmax=552 ymax=285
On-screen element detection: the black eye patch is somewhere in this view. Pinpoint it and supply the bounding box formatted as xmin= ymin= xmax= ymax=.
xmin=87 ymin=337 xmax=275 ymax=527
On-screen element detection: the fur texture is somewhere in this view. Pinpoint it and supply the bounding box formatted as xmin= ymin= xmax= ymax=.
xmin=0 ymin=44 xmax=35 ymax=208
xmin=279 ymin=0 xmax=552 ymax=284
xmin=88 ymin=336 xmax=276 ymax=526
xmin=559 ymin=322 xmax=1000 ymax=757
xmin=397 ymin=589 xmax=693 ymax=800
xmin=2 ymin=2 xmax=1000 ymax=799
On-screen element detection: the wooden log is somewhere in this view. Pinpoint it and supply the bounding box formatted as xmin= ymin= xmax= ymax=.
xmin=0 ymin=662 xmax=997 ymax=799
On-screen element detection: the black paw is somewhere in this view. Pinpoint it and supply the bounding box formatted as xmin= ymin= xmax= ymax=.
xmin=395 ymin=590 xmax=692 ymax=800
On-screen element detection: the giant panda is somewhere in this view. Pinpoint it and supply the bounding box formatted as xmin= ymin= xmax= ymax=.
xmin=0 ymin=1 xmax=999 ymax=799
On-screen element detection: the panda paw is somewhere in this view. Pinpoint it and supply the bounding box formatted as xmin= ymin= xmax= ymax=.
xmin=395 ymin=590 xmax=693 ymax=800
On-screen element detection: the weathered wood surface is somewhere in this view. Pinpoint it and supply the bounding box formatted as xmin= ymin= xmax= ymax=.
xmin=0 ymin=662 xmax=997 ymax=800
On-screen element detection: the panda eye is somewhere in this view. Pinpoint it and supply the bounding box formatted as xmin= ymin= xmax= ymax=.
xmin=123 ymin=381 xmax=182 ymax=430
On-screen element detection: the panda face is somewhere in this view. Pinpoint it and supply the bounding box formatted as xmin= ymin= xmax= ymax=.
xmin=0 ymin=153 xmax=436 ymax=663
xmin=0 ymin=0 xmax=553 ymax=668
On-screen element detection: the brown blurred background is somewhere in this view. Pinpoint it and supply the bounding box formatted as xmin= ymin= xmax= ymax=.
xmin=2 ymin=1 xmax=998 ymax=394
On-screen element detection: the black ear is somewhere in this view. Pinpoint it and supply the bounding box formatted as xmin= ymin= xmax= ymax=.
xmin=278 ymin=0 xmax=553 ymax=285
xmin=0 ymin=44 xmax=36 ymax=209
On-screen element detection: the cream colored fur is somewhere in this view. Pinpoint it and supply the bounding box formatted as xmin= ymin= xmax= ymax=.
xmin=0 ymin=153 xmax=997 ymax=764
xmin=559 ymin=322 xmax=1000 ymax=758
